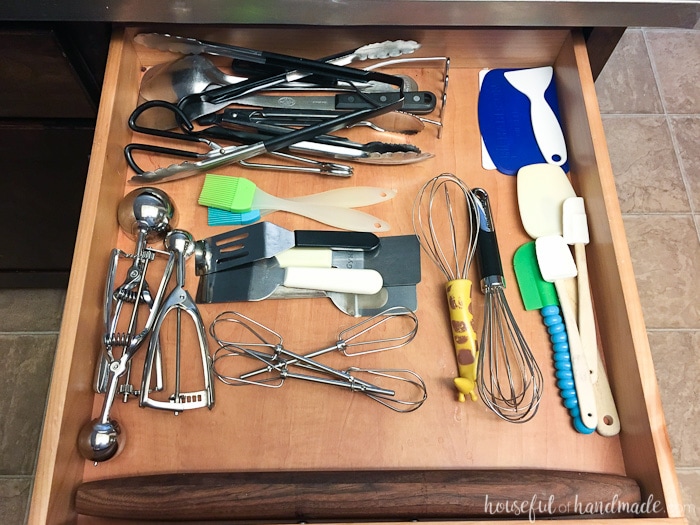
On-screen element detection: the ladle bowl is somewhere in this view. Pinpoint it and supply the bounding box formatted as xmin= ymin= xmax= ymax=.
xmin=117 ymin=187 xmax=178 ymax=242
xmin=140 ymin=55 xmax=246 ymax=103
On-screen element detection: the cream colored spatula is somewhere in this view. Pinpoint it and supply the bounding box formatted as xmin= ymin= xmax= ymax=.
xmin=517 ymin=163 xmax=597 ymax=382
xmin=516 ymin=163 xmax=576 ymax=238
xmin=535 ymin=234 xmax=597 ymax=431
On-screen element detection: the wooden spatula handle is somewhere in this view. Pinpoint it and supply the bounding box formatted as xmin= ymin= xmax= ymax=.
xmin=75 ymin=469 xmax=641 ymax=521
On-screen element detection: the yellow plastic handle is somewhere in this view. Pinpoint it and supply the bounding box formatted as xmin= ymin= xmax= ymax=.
xmin=445 ymin=279 xmax=479 ymax=402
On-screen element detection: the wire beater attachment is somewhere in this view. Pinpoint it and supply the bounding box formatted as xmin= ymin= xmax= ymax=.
xmin=209 ymin=307 xmax=425 ymax=412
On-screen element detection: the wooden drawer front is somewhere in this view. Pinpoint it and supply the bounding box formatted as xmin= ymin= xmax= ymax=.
xmin=0 ymin=29 xmax=96 ymax=118
xmin=29 ymin=26 xmax=681 ymax=524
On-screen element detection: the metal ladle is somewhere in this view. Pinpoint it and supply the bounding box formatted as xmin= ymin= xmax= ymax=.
xmin=79 ymin=188 xmax=177 ymax=463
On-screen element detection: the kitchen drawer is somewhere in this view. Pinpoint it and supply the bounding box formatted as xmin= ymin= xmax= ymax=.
xmin=29 ymin=26 xmax=683 ymax=524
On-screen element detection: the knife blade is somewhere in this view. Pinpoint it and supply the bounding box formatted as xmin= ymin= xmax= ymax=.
xmin=231 ymin=92 xmax=436 ymax=115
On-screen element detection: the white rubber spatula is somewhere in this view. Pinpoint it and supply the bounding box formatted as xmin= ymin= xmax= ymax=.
xmin=517 ymin=163 xmax=597 ymax=382
xmin=517 ymin=164 xmax=577 ymax=239
xmin=504 ymin=67 xmax=567 ymax=167
xmin=563 ymin=197 xmax=599 ymax=383
xmin=535 ymin=234 xmax=597 ymax=431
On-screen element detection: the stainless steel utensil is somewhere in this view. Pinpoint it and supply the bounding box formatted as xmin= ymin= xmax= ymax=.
xmin=194 ymin=221 xmax=380 ymax=275
xmin=94 ymin=187 xmax=177 ymax=398
xmin=473 ymin=188 xmax=543 ymax=423
xmin=209 ymin=307 xmax=426 ymax=412
xmin=412 ymin=173 xmax=480 ymax=402
xmin=140 ymin=230 xmax=215 ymax=413
xmin=80 ymin=188 xmax=177 ymax=463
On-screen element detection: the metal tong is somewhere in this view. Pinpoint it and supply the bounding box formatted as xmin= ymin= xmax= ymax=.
xmin=134 ymin=33 xmax=417 ymax=121
xmin=196 ymin=110 xmax=433 ymax=164
xmin=140 ymin=230 xmax=215 ymax=413
xmin=209 ymin=307 xmax=426 ymax=412
xmin=129 ymin=38 xmax=408 ymax=183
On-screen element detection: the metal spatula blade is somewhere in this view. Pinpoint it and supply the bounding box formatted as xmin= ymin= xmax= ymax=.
xmin=194 ymin=222 xmax=380 ymax=275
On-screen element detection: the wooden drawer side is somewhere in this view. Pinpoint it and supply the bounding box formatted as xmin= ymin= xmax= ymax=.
xmin=28 ymin=29 xmax=141 ymax=525
xmin=553 ymin=31 xmax=681 ymax=518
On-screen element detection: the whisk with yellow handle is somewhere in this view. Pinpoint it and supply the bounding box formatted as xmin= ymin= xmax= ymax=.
xmin=413 ymin=173 xmax=481 ymax=402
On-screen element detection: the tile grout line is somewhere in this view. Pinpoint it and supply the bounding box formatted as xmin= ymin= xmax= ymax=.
xmin=642 ymin=28 xmax=700 ymax=243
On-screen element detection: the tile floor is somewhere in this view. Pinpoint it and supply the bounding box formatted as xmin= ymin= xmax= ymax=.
xmin=0 ymin=26 xmax=698 ymax=525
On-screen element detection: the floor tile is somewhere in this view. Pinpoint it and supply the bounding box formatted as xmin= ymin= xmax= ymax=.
xmin=677 ymin=469 xmax=700 ymax=525
xmin=0 ymin=477 xmax=31 ymax=524
xmin=648 ymin=331 xmax=700 ymax=467
xmin=0 ymin=289 xmax=65 ymax=332
xmin=595 ymin=29 xmax=664 ymax=114
xmin=0 ymin=335 xmax=56 ymax=475
xmin=646 ymin=29 xmax=700 ymax=114
xmin=622 ymin=215 xmax=700 ymax=329
xmin=670 ymin=116 xmax=700 ymax=211
xmin=603 ymin=116 xmax=688 ymax=213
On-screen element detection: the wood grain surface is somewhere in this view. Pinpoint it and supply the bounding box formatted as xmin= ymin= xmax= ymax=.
xmin=75 ymin=469 xmax=641 ymax=521
xmin=27 ymin=26 xmax=679 ymax=524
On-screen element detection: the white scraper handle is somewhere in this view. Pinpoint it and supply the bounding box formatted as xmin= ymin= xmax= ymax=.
xmin=283 ymin=267 xmax=383 ymax=295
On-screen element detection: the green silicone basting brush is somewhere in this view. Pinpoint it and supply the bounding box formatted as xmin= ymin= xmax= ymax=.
xmin=198 ymin=174 xmax=391 ymax=232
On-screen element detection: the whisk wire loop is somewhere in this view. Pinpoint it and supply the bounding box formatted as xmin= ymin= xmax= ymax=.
xmin=413 ymin=173 xmax=480 ymax=281
xmin=477 ymin=285 xmax=543 ymax=423
xmin=209 ymin=308 xmax=426 ymax=412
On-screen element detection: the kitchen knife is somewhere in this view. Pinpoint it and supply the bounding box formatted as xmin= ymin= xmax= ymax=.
xmin=231 ymin=92 xmax=437 ymax=115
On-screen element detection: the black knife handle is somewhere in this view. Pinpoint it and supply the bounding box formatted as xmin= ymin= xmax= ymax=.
xmin=294 ymin=231 xmax=380 ymax=251
xmin=472 ymin=188 xmax=505 ymax=287
xmin=335 ymin=92 xmax=436 ymax=115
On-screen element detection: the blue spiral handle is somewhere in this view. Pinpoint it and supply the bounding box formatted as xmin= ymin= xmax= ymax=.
xmin=541 ymin=304 xmax=595 ymax=434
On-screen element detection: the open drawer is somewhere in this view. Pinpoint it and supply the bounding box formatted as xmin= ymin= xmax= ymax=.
xmin=29 ymin=26 xmax=684 ymax=524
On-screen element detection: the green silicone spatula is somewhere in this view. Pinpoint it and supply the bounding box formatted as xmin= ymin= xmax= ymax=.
xmin=515 ymin=242 xmax=619 ymax=436
xmin=513 ymin=242 xmax=593 ymax=434
xmin=517 ymin=163 xmax=597 ymax=383
xmin=535 ymin=234 xmax=597 ymax=430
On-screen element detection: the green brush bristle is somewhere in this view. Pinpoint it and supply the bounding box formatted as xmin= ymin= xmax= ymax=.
xmin=198 ymin=174 xmax=257 ymax=212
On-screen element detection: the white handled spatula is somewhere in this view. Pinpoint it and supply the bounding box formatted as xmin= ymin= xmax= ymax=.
xmin=563 ymin=196 xmax=599 ymax=383
xmin=535 ymin=234 xmax=597 ymax=430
